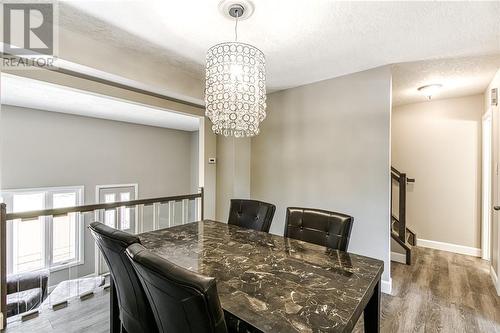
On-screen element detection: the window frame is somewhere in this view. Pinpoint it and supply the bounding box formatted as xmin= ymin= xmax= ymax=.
xmin=94 ymin=183 xmax=138 ymax=275
xmin=95 ymin=183 xmax=139 ymax=232
xmin=1 ymin=186 xmax=85 ymax=275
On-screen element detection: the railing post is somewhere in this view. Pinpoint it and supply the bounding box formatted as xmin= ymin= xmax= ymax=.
xmin=1 ymin=203 xmax=6 ymax=328
xmin=398 ymin=173 xmax=407 ymax=243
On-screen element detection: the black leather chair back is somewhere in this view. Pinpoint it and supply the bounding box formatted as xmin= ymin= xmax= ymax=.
xmin=88 ymin=222 xmax=157 ymax=333
xmin=126 ymin=243 xmax=228 ymax=333
xmin=228 ymin=199 xmax=276 ymax=233
xmin=284 ymin=207 xmax=353 ymax=251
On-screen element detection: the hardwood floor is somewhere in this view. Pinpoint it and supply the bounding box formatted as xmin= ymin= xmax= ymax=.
xmin=4 ymin=247 xmax=500 ymax=332
xmin=355 ymin=247 xmax=500 ymax=332
xmin=4 ymin=288 xmax=110 ymax=333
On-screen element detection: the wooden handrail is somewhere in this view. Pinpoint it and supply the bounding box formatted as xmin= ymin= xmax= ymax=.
xmin=390 ymin=166 xmax=401 ymax=176
xmin=4 ymin=191 xmax=203 ymax=220
xmin=391 ymin=166 xmax=415 ymax=183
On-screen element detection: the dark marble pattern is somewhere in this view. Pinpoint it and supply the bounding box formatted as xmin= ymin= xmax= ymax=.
xmin=139 ymin=220 xmax=383 ymax=333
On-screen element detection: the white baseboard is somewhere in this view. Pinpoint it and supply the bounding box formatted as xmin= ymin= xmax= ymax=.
xmin=391 ymin=252 xmax=406 ymax=264
xmin=491 ymin=265 xmax=500 ymax=296
xmin=0 ymin=312 xmax=3 ymax=330
xmin=381 ymin=278 xmax=392 ymax=295
xmin=417 ymin=238 xmax=481 ymax=257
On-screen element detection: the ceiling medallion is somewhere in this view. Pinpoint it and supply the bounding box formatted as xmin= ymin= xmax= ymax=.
xmin=205 ymin=1 xmax=266 ymax=138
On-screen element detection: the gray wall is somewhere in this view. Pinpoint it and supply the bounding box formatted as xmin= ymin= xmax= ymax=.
xmin=1 ymin=105 xmax=199 ymax=283
xmin=250 ymin=66 xmax=393 ymax=285
xmin=216 ymin=137 xmax=251 ymax=222
xmin=392 ymin=95 xmax=483 ymax=250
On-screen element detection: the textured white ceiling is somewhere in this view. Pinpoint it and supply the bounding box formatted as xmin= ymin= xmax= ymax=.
xmin=392 ymin=55 xmax=500 ymax=106
xmin=0 ymin=74 xmax=200 ymax=131
xmin=61 ymin=0 xmax=500 ymax=92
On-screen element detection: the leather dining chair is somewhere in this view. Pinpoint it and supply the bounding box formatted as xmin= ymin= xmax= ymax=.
xmin=89 ymin=222 xmax=157 ymax=333
xmin=126 ymin=243 xmax=228 ymax=333
xmin=284 ymin=207 xmax=354 ymax=251
xmin=228 ymin=199 xmax=276 ymax=233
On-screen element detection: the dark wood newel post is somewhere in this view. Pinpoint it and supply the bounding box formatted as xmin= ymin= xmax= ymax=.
xmin=398 ymin=173 xmax=407 ymax=243
xmin=1 ymin=203 xmax=6 ymax=329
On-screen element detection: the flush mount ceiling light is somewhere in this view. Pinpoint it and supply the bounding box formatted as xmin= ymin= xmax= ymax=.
xmin=205 ymin=1 xmax=266 ymax=138
xmin=417 ymin=84 xmax=443 ymax=100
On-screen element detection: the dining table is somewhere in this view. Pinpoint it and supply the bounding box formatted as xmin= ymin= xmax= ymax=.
xmin=109 ymin=220 xmax=384 ymax=333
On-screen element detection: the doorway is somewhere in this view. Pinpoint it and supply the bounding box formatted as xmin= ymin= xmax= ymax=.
xmin=482 ymin=109 xmax=493 ymax=260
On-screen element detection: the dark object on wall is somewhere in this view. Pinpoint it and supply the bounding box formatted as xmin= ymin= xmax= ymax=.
xmin=126 ymin=243 xmax=228 ymax=333
xmin=492 ymin=88 xmax=498 ymax=106
xmin=228 ymin=199 xmax=276 ymax=233
xmin=6 ymin=270 xmax=49 ymax=317
xmin=284 ymin=207 xmax=353 ymax=251
xmin=89 ymin=222 xmax=158 ymax=333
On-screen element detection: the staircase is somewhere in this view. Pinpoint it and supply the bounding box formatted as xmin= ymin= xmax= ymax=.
xmin=391 ymin=167 xmax=416 ymax=265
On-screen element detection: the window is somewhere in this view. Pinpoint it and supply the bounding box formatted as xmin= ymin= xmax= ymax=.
xmin=1 ymin=186 xmax=84 ymax=274
xmin=95 ymin=184 xmax=137 ymax=275
xmin=96 ymin=184 xmax=137 ymax=232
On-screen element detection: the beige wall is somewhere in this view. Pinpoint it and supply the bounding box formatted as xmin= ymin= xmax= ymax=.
xmin=485 ymin=69 xmax=500 ymax=275
xmin=250 ymin=66 xmax=393 ymax=285
xmin=216 ymin=137 xmax=251 ymax=222
xmin=0 ymin=104 xmax=199 ymax=284
xmin=392 ymin=95 xmax=483 ymax=249
xmin=58 ymin=25 xmax=204 ymax=101
xmin=1 ymin=105 xmax=198 ymax=198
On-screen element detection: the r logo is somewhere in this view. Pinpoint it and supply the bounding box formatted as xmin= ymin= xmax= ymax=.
xmin=3 ymin=3 xmax=54 ymax=55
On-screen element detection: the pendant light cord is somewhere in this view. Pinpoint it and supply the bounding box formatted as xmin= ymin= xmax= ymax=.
xmin=234 ymin=10 xmax=239 ymax=41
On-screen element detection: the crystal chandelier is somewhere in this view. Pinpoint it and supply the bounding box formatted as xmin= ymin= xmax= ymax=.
xmin=205 ymin=3 xmax=266 ymax=138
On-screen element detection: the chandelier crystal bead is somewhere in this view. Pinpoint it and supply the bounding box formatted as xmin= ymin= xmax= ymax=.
xmin=205 ymin=41 xmax=266 ymax=137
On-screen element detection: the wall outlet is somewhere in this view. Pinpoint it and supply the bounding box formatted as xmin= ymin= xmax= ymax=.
xmin=208 ymin=157 xmax=216 ymax=164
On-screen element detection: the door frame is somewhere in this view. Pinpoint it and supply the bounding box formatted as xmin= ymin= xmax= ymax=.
xmin=482 ymin=109 xmax=493 ymax=261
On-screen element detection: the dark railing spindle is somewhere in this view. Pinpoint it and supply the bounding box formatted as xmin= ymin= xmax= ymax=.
xmin=398 ymin=173 xmax=407 ymax=243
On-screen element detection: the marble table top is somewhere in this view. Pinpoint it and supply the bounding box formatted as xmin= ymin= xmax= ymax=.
xmin=139 ymin=220 xmax=383 ymax=333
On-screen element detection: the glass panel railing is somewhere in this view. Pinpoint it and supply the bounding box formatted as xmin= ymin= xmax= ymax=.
xmin=1 ymin=189 xmax=203 ymax=326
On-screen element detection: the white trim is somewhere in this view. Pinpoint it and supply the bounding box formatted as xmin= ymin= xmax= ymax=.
xmin=417 ymin=238 xmax=481 ymax=257
xmin=95 ymin=183 xmax=139 ymax=193
xmin=1 ymin=185 xmax=84 ymax=193
xmin=381 ymin=278 xmax=392 ymax=295
xmin=0 ymin=312 xmax=3 ymax=330
xmin=490 ymin=265 xmax=500 ymax=296
xmin=391 ymin=252 xmax=406 ymax=264
xmin=482 ymin=108 xmax=493 ymax=261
